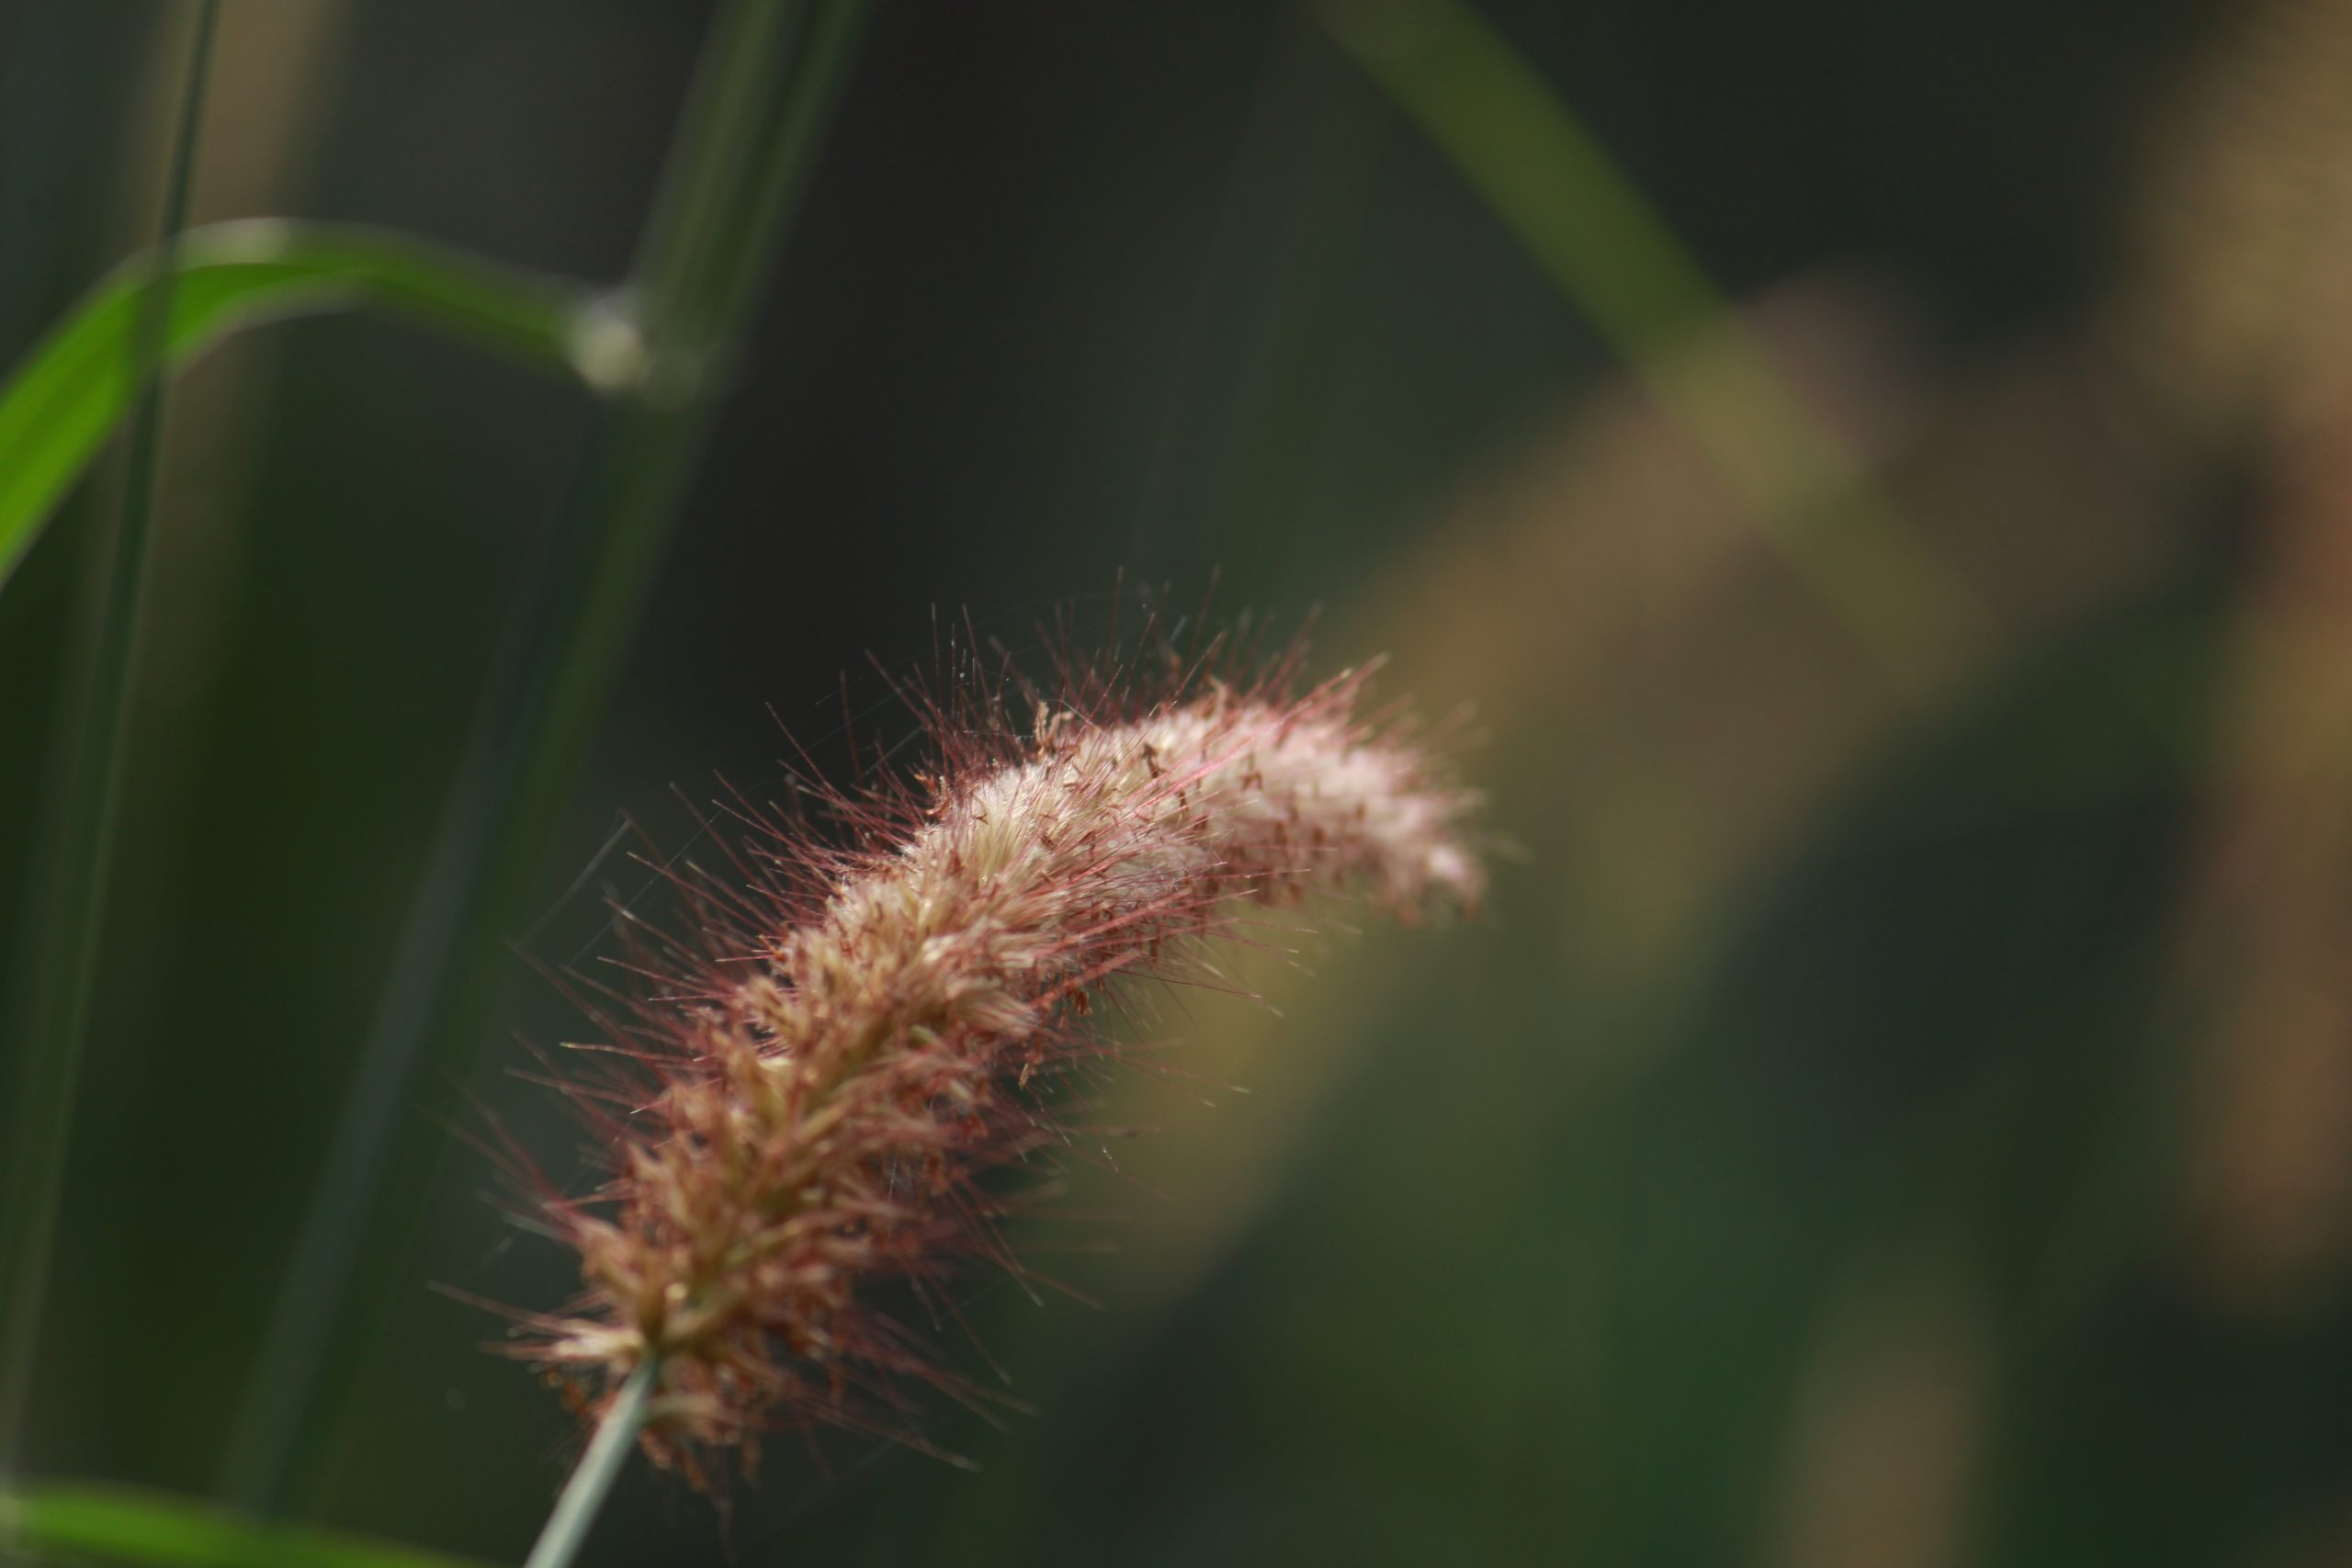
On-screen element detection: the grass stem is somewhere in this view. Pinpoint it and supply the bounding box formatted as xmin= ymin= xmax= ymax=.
xmin=220 ymin=0 xmax=872 ymax=1512
xmin=521 ymin=1363 xmax=656 ymax=1568
xmin=0 ymin=0 xmax=222 ymax=1479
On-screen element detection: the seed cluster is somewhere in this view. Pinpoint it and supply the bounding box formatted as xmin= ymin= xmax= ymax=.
xmin=514 ymin=660 xmax=1480 ymax=1472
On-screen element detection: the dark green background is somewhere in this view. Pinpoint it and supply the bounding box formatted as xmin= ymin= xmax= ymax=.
xmin=9 ymin=2 xmax=2337 ymax=1563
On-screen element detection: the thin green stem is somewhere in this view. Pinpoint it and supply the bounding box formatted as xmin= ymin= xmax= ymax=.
xmin=220 ymin=0 xmax=873 ymax=1513
xmin=628 ymin=0 xmax=803 ymax=357
xmin=702 ymin=0 xmax=871 ymax=344
xmin=520 ymin=1363 xmax=657 ymax=1568
xmin=0 ymin=0 xmax=221 ymax=1478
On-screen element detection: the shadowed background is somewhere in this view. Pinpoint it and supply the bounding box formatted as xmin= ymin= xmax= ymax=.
xmin=6 ymin=0 xmax=2350 ymax=1562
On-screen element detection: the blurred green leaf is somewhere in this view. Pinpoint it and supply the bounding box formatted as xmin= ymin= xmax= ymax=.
xmin=1 ymin=1482 xmax=497 ymax=1568
xmin=0 ymin=220 xmax=608 ymax=591
xmin=1319 ymin=0 xmax=1987 ymax=693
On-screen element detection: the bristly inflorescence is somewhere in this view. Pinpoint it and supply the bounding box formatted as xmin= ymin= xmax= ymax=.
xmin=498 ymin=633 xmax=1481 ymax=1478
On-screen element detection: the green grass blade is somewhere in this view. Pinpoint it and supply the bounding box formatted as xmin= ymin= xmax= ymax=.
xmin=0 ymin=220 xmax=605 ymax=590
xmin=2 ymin=1483 xmax=495 ymax=1568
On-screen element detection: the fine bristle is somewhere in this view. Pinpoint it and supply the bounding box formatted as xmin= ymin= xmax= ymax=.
xmin=499 ymin=636 xmax=1482 ymax=1477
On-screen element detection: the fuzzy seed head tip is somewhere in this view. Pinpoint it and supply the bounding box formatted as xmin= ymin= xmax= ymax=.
xmin=501 ymin=640 xmax=1482 ymax=1475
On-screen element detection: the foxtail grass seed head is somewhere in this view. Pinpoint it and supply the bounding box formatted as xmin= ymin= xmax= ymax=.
xmin=501 ymin=641 xmax=1481 ymax=1475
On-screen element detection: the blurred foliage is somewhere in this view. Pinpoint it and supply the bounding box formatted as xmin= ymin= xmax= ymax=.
xmin=12 ymin=0 xmax=2352 ymax=1564
xmin=2 ymin=1483 xmax=495 ymax=1568
xmin=0 ymin=220 xmax=595 ymax=585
